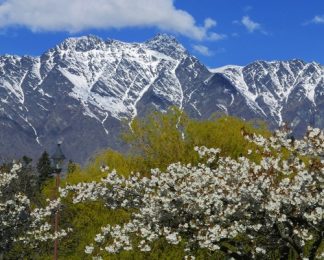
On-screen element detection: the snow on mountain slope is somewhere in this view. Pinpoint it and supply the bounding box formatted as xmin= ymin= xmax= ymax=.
xmin=43 ymin=35 xmax=187 ymax=121
xmin=0 ymin=34 xmax=323 ymax=163
xmin=0 ymin=55 xmax=29 ymax=104
xmin=0 ymin=34 xmax=200 ymax=162
xmin=211 ymin=60 xmax=324 ymax=126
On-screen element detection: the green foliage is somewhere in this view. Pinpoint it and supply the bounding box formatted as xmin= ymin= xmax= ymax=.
xmin=49 ymin=112 xmax=269 ymax=258
xmin=47 ymin=201 xmax=131 ymax=260
xmin=37 ymin=111 xmax=275 ymax=259
xmin=186 ymin=115 xmax=269 ymax=159
xmin=5 ymin=111 xmax=323 ymax=259
xmin=122 ymin=108 xmax=193 ymax=171
xmin=122 ymin=109 xmax=269 ymax=172
xmin=62 ymin=150 xmax=144 ymax=187
xmin=67 ymin=160 xmax=79 ymax=175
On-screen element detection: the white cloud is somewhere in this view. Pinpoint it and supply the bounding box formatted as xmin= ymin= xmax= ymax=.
xmin=0 ymin=0 xmax=223 ymax=41
xmin=192 ymin=44 xmax=213 ymax=56
xmin=192 ymin=45 xmax=226 ymax=57
xmin=208 ymin=32 xmax=226 ymax=41
xmin=309 ymin=15 xmax=324 ymax=24
xmin=202 ymin=17 xmax=226 ymax=41
xmin=204 ymin=18 xmax=217 ymax=29
xmin=241 ymin=16 xmax=261 ymax=33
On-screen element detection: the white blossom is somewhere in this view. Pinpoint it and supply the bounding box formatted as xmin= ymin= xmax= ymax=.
xmin=60 ymin=127 xmax=324 ymax=259
xmin=0 ymin=163 xmax=70 ymax=253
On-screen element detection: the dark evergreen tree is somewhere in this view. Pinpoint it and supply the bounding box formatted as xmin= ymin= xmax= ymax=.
xmin=36 ymin=151 xmax=53 ymax=187
xmin=22 ymin=155 xmax=32 ymax=166
xmin=20 ymin=156 xmax=34 ymax=198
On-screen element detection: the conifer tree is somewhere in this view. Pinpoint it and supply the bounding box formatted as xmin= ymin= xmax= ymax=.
xmin=19 ymin=156 xmax=37 ymax=198
xmin=36 ymin=151 xmax=52 ymax=186
xmin=22 ymin=155 xmax=32 ymax=166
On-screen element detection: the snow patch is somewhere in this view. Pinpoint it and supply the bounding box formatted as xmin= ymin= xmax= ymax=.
xmin=101 ymin=112 xmax=109 ymax=135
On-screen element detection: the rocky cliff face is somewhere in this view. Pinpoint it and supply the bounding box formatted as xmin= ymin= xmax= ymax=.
xmin=0 ymin=34 xmax=323 ymax=162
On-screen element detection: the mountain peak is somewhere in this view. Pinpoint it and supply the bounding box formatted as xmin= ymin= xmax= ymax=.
xmin=145 ymin=33 xmax=187 ymax=59
xmin=0 ymin=33 xmax=323 ymax=163
xmin=57 ymin=35 xmax=106 ymax=52
xmin=147 ymin=33 xmax=178 ymax=42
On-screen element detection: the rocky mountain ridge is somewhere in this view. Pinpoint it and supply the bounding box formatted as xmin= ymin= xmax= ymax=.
xmin=0 ymin=34 xmax=323 ymax=162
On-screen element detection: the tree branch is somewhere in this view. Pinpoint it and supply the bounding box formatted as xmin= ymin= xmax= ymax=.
xmin=308 ymin=231 xmax=323 ymax=260
xmin=276 ymin=223 xmax=303 ymax=256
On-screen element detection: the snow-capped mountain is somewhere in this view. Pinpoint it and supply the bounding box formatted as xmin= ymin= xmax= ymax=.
xmin=0 ymin=34 xmax=323 ymax=163
xmin=209 ymin=60 xmax=324 ymax=130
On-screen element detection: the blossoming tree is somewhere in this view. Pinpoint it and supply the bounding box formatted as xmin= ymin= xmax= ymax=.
xmin=61 ymin=127 xmax=324 ymax=259
xmin=0 ymin=163 xmax=68 ymax=257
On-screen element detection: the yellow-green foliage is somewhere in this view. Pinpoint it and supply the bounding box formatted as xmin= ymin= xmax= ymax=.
xmin=122 ymin=109 xmax=270 ymax=171
xmin=58 ymin=202 xmax=130 ymax=260
xmin=186 ymin=115 xmax=269 ymax=159
xmin=39 ymin=111 xmax=272 ymax=259
xmin=65 ymin=150 xmax=130 ymax=184
xmin=122 ymin=108 xmax=193 ymax=171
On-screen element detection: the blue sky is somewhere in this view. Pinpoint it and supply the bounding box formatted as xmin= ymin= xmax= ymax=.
xmin=0 ymin=0 xmax=323 ymax=68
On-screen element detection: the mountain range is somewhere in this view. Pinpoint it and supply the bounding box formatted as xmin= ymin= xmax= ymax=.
xmin=0 ymin=34 xmax=323 ymax=163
